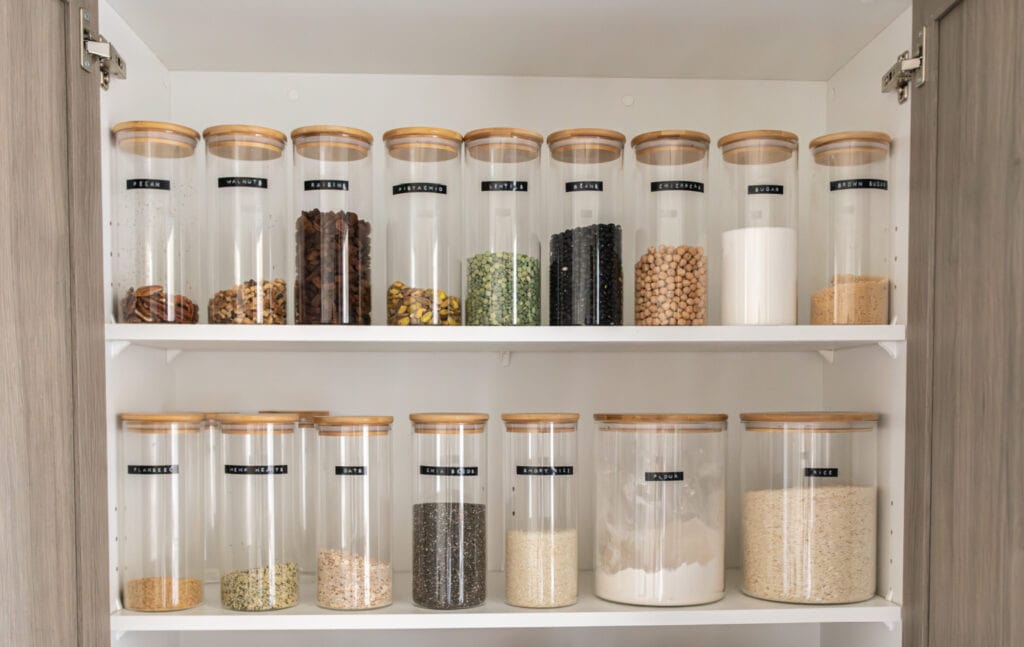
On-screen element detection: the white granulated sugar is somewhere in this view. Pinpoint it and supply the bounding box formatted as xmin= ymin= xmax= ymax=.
xmin=721 ymin=226 xmax=798 ymax=325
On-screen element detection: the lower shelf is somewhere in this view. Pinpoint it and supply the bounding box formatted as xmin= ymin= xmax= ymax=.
xmin=109 ymin=569 xmax=900 ymax=632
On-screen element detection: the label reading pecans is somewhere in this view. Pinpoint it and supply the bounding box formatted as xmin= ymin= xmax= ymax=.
xmin=804 ymin=467 xmax=840 ymax=478
xmin=830 ymin=179 xmax=888 ymax=191
xmin=218 ymin=177 xmax=268 ymax=189
xmin=645 ymin=471 xmax=684 ymax=482
xmin=393 ymin=182 xmax=447 ymax=195
xmin=224 ymin=465 xmax=288 ymax=475
xmin=651 ymin=180 xmax=704 ymax=193
xmin=566 ymin=181 xmax=603 ymax=192
xmin=304 ymin=179 xmax=349 ymax=191
xmin=516 ymin=465 xmax=574 ymax=476
xmin=420 ymin=465 xmax=478 ymax=477
xmin=748 ymin=184 xmax=784 ymax=195
xmin=127 ymin=465 xmax=179 ymax=475
xmin=481 ymin=180 xmax=528 ymax=192
xmin=126 ymin=179 xmax=170 ymax=191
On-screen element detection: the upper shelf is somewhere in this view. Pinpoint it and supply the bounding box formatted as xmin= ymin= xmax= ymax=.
xmin=105 ymin=323 xmax=905 ymax=354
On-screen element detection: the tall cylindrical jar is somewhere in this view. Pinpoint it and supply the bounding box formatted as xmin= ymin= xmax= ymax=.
xmin=594 ymin=414 xmax=727 ymax=606
xmin=316 ymin=416 xmax=393 ymax=610
xmin=384 ymin=127 xmax=463 ymax=326
xmin=411 ymin=413 xmax=488 ymax=609
xmin=632 ymin=130 xmax=711 ymax=326
xmin=740 ymin=412 xmax=879 ymax=603
xmin=203 ymin=125 xmax=289 ymax=324
xmin=809 ymin=132 xmax=893 ymax=325
xmin=547 ymin=129 xmax=626 ymax=326
xmin=215 ymin=413 xmax=299 ymax=611
xmin=118 ymin=413 xmax=204 ymax=611
xmin=502 ymin=413 xmax=578 ymax=608
xmin=201 ymin=412 xmax=236 ymax=584
xmin=462 ymin=128 xmax=543 ymax=326
xmin=111 ymin=121 xmax=201 ymax=323
xmin=292 ymin=126 xmax=374 ymax=325
xmin=718 ymin=130 xmax=799 ymax=325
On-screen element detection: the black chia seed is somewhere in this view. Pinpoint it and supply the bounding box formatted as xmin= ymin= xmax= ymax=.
xmin=412 ymin=502 xmax=487 ymax=609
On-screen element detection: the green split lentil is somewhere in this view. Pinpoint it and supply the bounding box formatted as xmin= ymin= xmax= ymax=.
xmin=465 ymin=252 xmax=541 ymax=325
xmin=221 ymin=561 xmax=298 ymax=611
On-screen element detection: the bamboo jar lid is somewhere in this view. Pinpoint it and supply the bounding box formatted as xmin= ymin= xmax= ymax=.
xmin=383 ymin=127 xmax=462 ymax=162
xmin=411 ymin=412 xmax=488 ymax=433
xmin=502 ymin=413 xmax=579 ymax=431
xmin=810 ymin=131 xmax=892 ymax=166
xmin=595 ymin=413 xmax=727 ymax=432
xmin=718 ymin=129 xmax=798 ymax=165
xmin=112 ymin=121 xmax=200 ymax=159
xmin=211 ymin=412 xmax=300 ymax=434
xmin=464 ymin=127 xmax=543 ymax=163
xmin=259 ymin=410 xmax=329 ymax=424
xmin=120 ymin=412 xmax=204 ymax=433
xmin=548 ymin=128 xmax=626 ymax=164
xmin=741 ymin=411 xmax=880 ymax=432
xmin=291 ymin=125 xmax=373 ymax=162
xmin=632 ymin=130 xmax=711 ymax=166
xmin=316 ymin=415 xmax=393 ymax=436
xmin=203 ymin=124 xmax=287 ymax=161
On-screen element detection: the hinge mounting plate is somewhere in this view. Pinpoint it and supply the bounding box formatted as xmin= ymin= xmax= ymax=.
xmin=881 ymin=26 xmax=925 ymax=104
xmin=80 ymin=8 xmax=126 ymax=90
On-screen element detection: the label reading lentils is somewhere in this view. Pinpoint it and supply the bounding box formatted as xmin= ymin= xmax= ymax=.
xmin=304 ymin=179 xmax=349 ymax=191
xmin=516 ymin=465 xmax=574 ymax=476
xmin=335 ymin=466 xmax=367 ymax=476
xmin=565 ymin=181 xmax=603 ymax=192
xmin=224 ymin=464 xmax=288 ymax=475
xmin=127 ymin=464 xmax=179 ymax=475
xmin=830 ymin=179 xmax=888 ymax=191
xmin=747 ymin=184 xmax=784 ymax=195
xmin=126 ymin=179 xmax=170 ymax=191
xmin=218 ymin=177 xmax=268 ymax=189
xmin=804 ymin=467 xmax=840 ymax=478
xmin=481 ymin=180 xmax=528 ymax=192
xmin=645 ymin=471 xmax=684 ymax=482
xmin=651 ymin=180 xmax=704 ymax=193
xmin=420 ymin=465 xmax=478 ymax=477
xmin=393 ymin=182 xmax=447 ymax=195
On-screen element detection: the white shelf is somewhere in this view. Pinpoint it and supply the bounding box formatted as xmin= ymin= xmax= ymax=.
xmin=109 ymin=570 xmax=900 ymax=632
xmin=105 ymin=323 xmax=905 ymax=354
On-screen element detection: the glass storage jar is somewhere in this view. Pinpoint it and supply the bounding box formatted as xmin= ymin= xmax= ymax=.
xmin=118 ymin=413 xmax=204 ymax=611
xmin=411 ymin=413 xmax=488 ymax=609
xmin=203 ymin=124 xmax=289 ymax=325
xmin=462 ymin=128 xmax=543 ymax=326
xmin=111 ymin=121 xmax=201 ymax=324
xmin=214 ymin=413 xmax=299 ymax=611
xmin=809 ymin=132 xmax=893 ymax=325
xmin=384 ymin=127 xmax=463 ymax=326
xmin=201 ymin=412 xmax=236 ymax=584
xmin=316 ymin=416 xmax=393 ymax=610
xmin=718 ymin=130 xmax=799 ymax=325
xmin=740 ymin=412 xmax=879 ymax=604
xmin=547 ymin=128 xmax=626 ymax=326
xmin=502 ymin=413 xmax=578 ymax=608
xmin=632 ymin=130 xmax=711 ymax=326
xmin=292 ymin=126 xmax=374 ymax=325
xmin=594 ymin=413 xmax=727 ymax=606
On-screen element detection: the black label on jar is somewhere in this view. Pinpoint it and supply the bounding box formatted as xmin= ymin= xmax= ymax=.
xmin=224 ymin=464 xmax=288 ymax=475
xmin=565 ymin=181 xmax=603 ymax=192
xmin=645 ymin=471 xmax=684 ymax=482
xmin=393 ymin=182 xmax=447 ymax=195
xmin=804 ymin=467 xmax=840 ymax=477
xmin=830 ymin=178 xmax=888 ymax=191
xmin=651 ymin=180 xmax=704 ymax=193
xmin=481 ymin=180 xmax=528 ymax=192
xmin=127 ymin=464 xmax=179 ymax=475
xmin=218 ymin=177 xmax=268 ymax=189
xmin=335 ymin=466 xmax=367 ymax=476
xmin=126 ymin=178 xmax=170 ymax=191
xmin=420 ymin=465 xmax=478 ymax=477
xmin=305 ymin=179 xmax=349 ymax=191
xmin=516 ymin=465 xmax=574 ymax=476
xmin=747 ymin=184 xmax=784 ymax=195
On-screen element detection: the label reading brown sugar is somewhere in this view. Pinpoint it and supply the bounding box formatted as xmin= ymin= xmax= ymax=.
xmin=830 ymin=179 xmax=888 ymax=191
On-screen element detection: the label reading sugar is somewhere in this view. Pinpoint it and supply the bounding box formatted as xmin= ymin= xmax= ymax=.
xmin=393 ymin=182 xmax=447 ymax=195
xmin=516 ymin=465 xmax=574 ymax=476
xmin=224 ymin=464 xmax=288 ymax=475
xmin=747 ymin=184 xmax=784 ymax=195
xmin=420 ymin=465 xmax=478 ymax=477
xmin=804 ymin=467 xmax=840 ymax=478
xmin=645 ymin=471 xmax=684 ymax=482
xmin=335 ymin=466 xmax=367 ymax=476
xmin=565 ymin=181 xmax=603 ymax=192
xmin=830 ymin=179 xmax=888 ymax=191
xmin=651 ymin=180 xmax=704 ymax=193
xmin=218 ymin=177 xmax=268 ymax=189
xmin=481 ymin=180 xmax=528 ymax=192
xmin=127 ymin=464 xmax=179 ymax=475
xmin=126 ymin=179 xmax=170 ymax=191
xmin=304 ymin=179 xmax=349 ymax=191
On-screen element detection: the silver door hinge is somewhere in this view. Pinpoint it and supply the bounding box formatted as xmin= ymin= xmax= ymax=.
xmin=881 ymin=26 xmax=925 ymax=104
xmin=80 ymin=8 xmax=126 ymax=90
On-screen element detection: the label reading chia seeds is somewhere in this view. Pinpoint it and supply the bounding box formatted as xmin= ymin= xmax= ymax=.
xmin=804 ymin=467 xmax=840 ymax=478
xmin=126 ymin=179 xmax=170 ymax=191
xmin=127 ymin=464 xmax=179 ymax=475
xmin=420 ymin=465 xmax=478 ymax=477
xmin=335 ymin=466 xmax=367 ymax=476
xmin=225 ymin=464 xmax=288 ymax=475
xmin=516 ymin=465 xmax=574 ymax=476
xmin=645 ymin=471 xmax=684 ymax=482
xmin=218 ymin=177 xmax=268 ymax=189
xmin=651 ymin=180 xmax=704 ymax=193
xmin=747 ymin=184 xmax=784 ymax=195
xmin=566 ymin=181 xmax=603 ymax=192
xmin=393 ymin=182 xmax=447 ymax=195
xmin=830 ymin=179 xmax=888 ymax=191
xmin=304 ymin=179 xmax=349 ymax=191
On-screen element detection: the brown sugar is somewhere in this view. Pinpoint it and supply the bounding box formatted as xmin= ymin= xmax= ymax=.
xmin=811 ymin=275 xmax=889 ymax=324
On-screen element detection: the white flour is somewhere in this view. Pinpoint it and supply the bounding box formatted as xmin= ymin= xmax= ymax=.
xmin=721 ymin=226 xmax=797 ymax=324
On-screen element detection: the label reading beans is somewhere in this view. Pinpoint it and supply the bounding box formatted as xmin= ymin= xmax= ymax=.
xmin=481 ymin=180 xmax=528 ymax=192
xmin=516 ymin=466 xmax=574 ymax=476
xmin=224 ymin=465 xmax=288 ymax=475
xmin=393 ymin=182 xmax=447 ymax=195
xmin=804 ymin=467 xmax=840 ymax=477
xmin=127 ymin=465 xmax=179 ymax=475
xmin=830 ymin=179 xmax=888 ymax=191
xmin=566 ymin=181 xmax=603 ymax=192
xmin=126 ymin=179 xmax=170 ymax=190
xmin=645 ymin=471 xmax=684 ymax=481
xmin=747 ymin=184 xmax=784 ymax=195
xmin=335 ymin=466 xmax=367 ymax=476
xmin=651 ymin=180 xmax=704 ymax=193
xmin=420 ymin=465 xmax=478 ymax=476
xmin=218 ymin=177 xmax=268 ymax=189
xmin=304 ymin=179 xmax=349 ymax=191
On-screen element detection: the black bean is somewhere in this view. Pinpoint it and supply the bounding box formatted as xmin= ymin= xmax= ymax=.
xmin=412 ymin=503 xmax=486 ymax=609
xmin=549 ymin=223 xmax=623 ymax=325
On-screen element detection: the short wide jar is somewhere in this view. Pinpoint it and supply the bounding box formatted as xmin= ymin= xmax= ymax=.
xmin=740 ymin=412 xmax=879 ymax=604
xmin=594 ymin=414 xmax=726 ymax=606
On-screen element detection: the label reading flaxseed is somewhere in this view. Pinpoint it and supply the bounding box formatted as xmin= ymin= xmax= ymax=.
xmin=225 ymin=464 xmax=288 ymax=475
xmin=127 ymin=465 xmax=179 ymax=475
xmin=420 ymin=465 xmax=478 ymax=477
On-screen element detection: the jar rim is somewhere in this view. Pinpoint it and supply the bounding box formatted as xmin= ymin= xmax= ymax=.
xmin=315 ymin=415 xmax=393 ymax=426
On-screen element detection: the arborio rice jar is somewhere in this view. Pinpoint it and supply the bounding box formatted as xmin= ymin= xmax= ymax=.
xmin=740 ymin=412 xmax=879 ymax=604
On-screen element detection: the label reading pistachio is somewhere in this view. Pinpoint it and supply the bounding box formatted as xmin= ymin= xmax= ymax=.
xmin=393 ymin=182 xmax=447 ymax=195
xmin=224 ymin=464 xmax=288 ymax=475
xmin=420 ymin=465 xmax=478 ymax=477
xmin=804 ymin=467 xmax=840 ymax=478
xmin=516 ymin=465 xmax=574 ymax=476
xmin=335 ymin=466 xmax=367 ymax=476
xmin=126 ymin=179 xmax=170 ymax=191
xmin=481 ymin=180 xmax=528 ymax=192
xmin=645 ymin=471 xmax=684 ymax=482
xmin=218 ymin=177 xmax=268 ymax=189
xmin=650 ymin=180 xmax=704 ymax=193
xmin=304 ymin=179 xmax=349 ymax=191
xmin=127 ymin=465 xmax=179 ymax=475
xmin=830 ymin=179 xmax=888 ymax=191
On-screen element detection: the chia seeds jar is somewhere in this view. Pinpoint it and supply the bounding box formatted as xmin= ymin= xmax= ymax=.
xmin=547 ymin=128 xmax=626 ymax=325
xmin=292 ymin=126 xmax=373 ymax=325
xmin=502 ymin=413 xmax=578 ymax=608
xmin=384 ymin=127 xmax=463 ymax=325
xmin=111 ymin=121 xmax=201 ymax=323
xmin=463 ymin=128 xmax=543 ymax=325
xmin=632 ymin=130 xmax=711 ymax=326
xmin=411 ymin=413 xmax=488 ymax=609
xmin=809 ymin=132 xmax=893 ymax=325
xmin=203 ymin=125 xmax=289 ymax=324
xmin=118 ymin=413 xmax=204 ymax=611
xmin=214 ymin=413 xmax=299 ymax=611
xmin=594 ymin=414 xmax=727 ymax=606
xmin=740 ymin=412 xmax=879 ymax=604
xmin=718 ymin=130 xmax=799 ymax=325
xmin=316 ymin=416 xmax=393 ymax=610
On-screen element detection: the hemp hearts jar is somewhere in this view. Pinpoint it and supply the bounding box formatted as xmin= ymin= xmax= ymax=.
xmin=118 ymin=413 xmax=204 ymax=611
xmin=111 ymin=121 xmax=201 ymax=323
xmin=384 ymin=127 xmax=463 ymax=325
xmin=292 ymin=126 xmax=373 ymax=325
xmin=203 ymin=125 xmax=289 ymax=324
xmin=809 ymin=132 xmax=893 ymax=325
xmin=632 ymin=130 xmax=711 ymax=326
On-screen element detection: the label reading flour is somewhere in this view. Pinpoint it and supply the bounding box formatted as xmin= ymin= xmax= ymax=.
xmin=804 ymin=467 xmax=840 ymax=478
xmin=516 ymin=465 xmax=574 ymax=476
xmin=830 ymin=179 xmax=888 ymax=191
xmin=126 ymin=179 xmax=170 ymax=191
xmin=651 ymin=180 xmax=704 ymax=193
xmin=127 ymin=465 xmax=178 ymax=475
xmin=224 ymin=465 xmax=288 ymax=475
xmin=420 ymin=465 xmax=478 ymax=477
xmin=481 ymin=180 xmax=528 ymax=192
xmin=747 ymin=184 xmax=784 ymax=195
xmin=645 ymin=471 xmax=684 ymax=482
xmin=393 ymin=182 xmax=447 ymax=195
xmin=218 ymin=177 xmax=268 ymax=189
xmin=335 ymin=466 xmax=367 ymax=476
xmin=565 ymin=181 xmax=603 ymax=192
xmin=304 ymin=179 xmax=349 ymax=191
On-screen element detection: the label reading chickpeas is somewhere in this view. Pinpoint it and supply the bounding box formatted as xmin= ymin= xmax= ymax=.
xmin=224 ymin=464 xmax=288 ymax=475
xmin=645 ymin=471 xmax=684 ymax=482
xmin=516 ymin=465 xmax=574 ymax=476
xmin=127 ymin=465 xmax=179 ymax=475
xmin=650 ymin=180 xmax=704 ymax=193
xmin=335 ymin=466 xmax=367 ymax=476
xmin=420 ymin=465 xmax=478 ymax=477
xmin=804 ymin=467 xmax=840 ymax=477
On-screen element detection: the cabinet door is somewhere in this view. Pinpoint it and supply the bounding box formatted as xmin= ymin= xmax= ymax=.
xmin=905 ymin=0 xmax=1024 ymax=646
